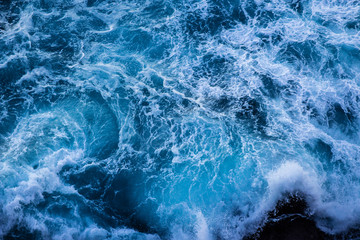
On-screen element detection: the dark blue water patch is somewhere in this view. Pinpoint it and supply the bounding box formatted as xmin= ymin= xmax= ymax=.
xmin=278 ymin=40 xmax=323 ymax=69
xmin=17 ymin=87 xmax=120 ymax=160
xmin=122 ymin=29 xmax=153 ymax=52
xmin=206 ymin=94 xmax=268 ymax=134
xmin=80 ymin=91 xmax=120 ymax=160
xmin=0 ymin=34 xmax=30 ymax=61
xmin=0 ymin=0 xmax=12 ymax=10
xmin=305 ymin=139 xmax=351 ymax=192
xmin=149 ymin=74 xmax=164 ymax=90
xmin=224 ymin=121 xmax=243 ymax=150
xmin=211 ymin=95 xmax=236 ymax=112
xmin=231 ymin=3 xmax=247 ymax=24
xmin=303 ymin=100 xmax=322 ymax=123
xmin=116 ymin=12 xmax=136 ymax=27
xmin=259 ymin=74 xmax=282 ymax=99
xmin=0 ymin=91 xmax=28 ymax=136
xmin=120 ymin=57 xmax=143 ymax=77
xmin=142 ymin=0 xmax=174 ymax=20
xmin=240 ymin=0 xmax=258 ymax=20
xmin=326 ymin=102 xmax=358 ymax=137
xmin=305 ymin=138 xmax=333 ymax=163
xmin=255 ymin=7 xmax=281 ymax=28
xmin=45 ymin=192 xmax=107 ymax=221
xmin=59 ymin=167 xmax=119 ymax=228
xmin=101 ymin=168 xmax=161 ymax=234
xmin=304 ymin=138 xmax=346 ymax=174
xmin=302 ymin=95 xmax=320 ymax=119
xmin=132 ymin=105 xmax=153 ymax=142
xmin=257 ymin=31 xmax=283 ymax=48
xmin=62 ymin=164 xmax=109 ymax=200
xmin=86 ymin=0 xmax=107 ymax=7
xmin=31 ymin=31 xmax=79 ymax=63
xmin=42 ymin=196 xmax=77 ymax=220
xmin=346 ymin=17 xmax=360 ymax=30
xmin=193 ymin=54 xmax=234 ymax=88
xmin=35 ymin=192 xmax=120 ymax=233
xmin=0 ymin=1 xmax=27 ymax=28
xmin=207 ymin=2 xmax=236 ymax=34
xmin=304 ymin=98 xmax=360 ymax=143
xmin=237 ymin=0 xmax=284 ymax=26
xmin=36 ymin=0 xmax=79 ymax=11
xmin=86 ymin=26 xmax=123 ymax=45
xmin=260 ymin=76 xmax=301 ymax=107
xmin=30 ymin=12 xmax=85 ymax=66
xmin=338 ymin=45 xmax=360 ymax=74
xmin=125 ymin=84 xmax=184 ymax=164
xmin=317 ymin=51 xmax=347 ymax=80
xmin=24 ymin=54 xmax=73 ymax=77
xmin=282 ymin=80 xmax=302 ymax=100
xmin=201 ymin=54 xmax=231 ymax=78
xmin=183 ymin=10 xmax=208 ymax=39
xmin=182 ymin=1 xmax=237 ymax=40
xmin=0 ymin=59 xmax=28 ymax=87
xmin=321 ymin=42 xmax=358 ymax=79
xmin=180 ymin=98 xmax=199 ymax=111
xmin=216 ymin=0 xmax=252 ymax=27
xmin=235 ymin=96 xmax=268 ymax=134
xmin=130 ymin=100 xmax=176 ymax=158
xmin=147 ymin=40 xmax=172 ymax=60
xmin=287 ymin=0 xmax=304 ymax=14
xmin=16 ymin=77 xmax=77 ymax=115
xmin=75 ymin=10 xmax=109 ymax=32
xmin=103 ymin=169 xmax=142 ymax=216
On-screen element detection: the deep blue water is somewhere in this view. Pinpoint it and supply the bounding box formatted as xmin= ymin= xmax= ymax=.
xmin=1 ymin=0 xmax=360 ymax=239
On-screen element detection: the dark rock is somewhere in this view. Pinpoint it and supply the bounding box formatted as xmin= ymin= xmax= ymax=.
xmin=269 ymin=193 xmax=308 ymax=217
xmin=248 ymin=215 xmax=330 ymax=240
xmin=4 ymin=225 xmax=42 ymax=240
xmin=245 ymin=194 xmax=331 ymax=240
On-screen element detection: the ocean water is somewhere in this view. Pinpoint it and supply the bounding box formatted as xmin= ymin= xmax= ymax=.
xmin=1 ymin=0 xmax=360 ymax=239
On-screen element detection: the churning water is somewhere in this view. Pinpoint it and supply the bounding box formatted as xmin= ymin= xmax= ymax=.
xmin=1 ymin=0 xmax=360 ymax=239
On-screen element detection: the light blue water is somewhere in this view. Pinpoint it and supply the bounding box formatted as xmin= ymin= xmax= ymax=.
xmin=1 ymin=0 xmax=360 ymax=239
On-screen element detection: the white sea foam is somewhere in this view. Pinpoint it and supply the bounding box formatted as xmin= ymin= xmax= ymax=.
xmin=265 ymin=161 xmax=322 ymax=210
xmin=2 ymin=0 xmax=360 ymax=238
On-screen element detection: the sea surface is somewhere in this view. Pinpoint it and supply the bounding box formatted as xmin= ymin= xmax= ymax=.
xmin=1 ymin=0 xmax=360 ymax=239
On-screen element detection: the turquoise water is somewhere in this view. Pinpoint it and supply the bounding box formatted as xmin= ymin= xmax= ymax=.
xmin=1 ymin=0 xmax=360 ymax=239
